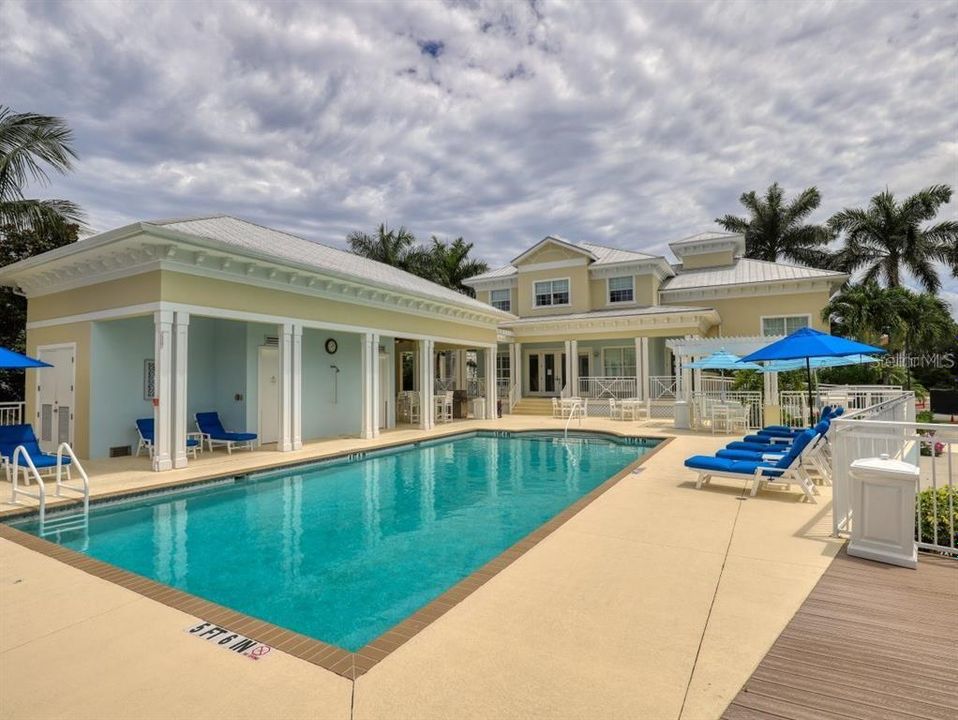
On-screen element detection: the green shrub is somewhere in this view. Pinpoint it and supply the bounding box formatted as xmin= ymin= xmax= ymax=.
xmin=916 ymin=486 xmax=958 ymax=549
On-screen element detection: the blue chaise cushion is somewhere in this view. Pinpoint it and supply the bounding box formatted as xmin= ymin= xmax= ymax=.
xmin=196 ymin=412 xmax=257 ymax=441
xmin=0 ymin=424 xmax=69 ymax=466
xmin=684 ymin=455 xmax=784 ymax=477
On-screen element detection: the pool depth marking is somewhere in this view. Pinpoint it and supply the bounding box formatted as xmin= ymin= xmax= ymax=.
xmin=186 ymin=621 xmax=273 ymax=660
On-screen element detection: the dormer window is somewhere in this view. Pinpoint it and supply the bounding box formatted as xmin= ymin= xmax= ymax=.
xmin=490 ymin=288 xmax=511 ymax=312
xmin=608 ymin=276 xmax=634 ymax=304
xmin=533 ymin=278 xmax=570 ymax=307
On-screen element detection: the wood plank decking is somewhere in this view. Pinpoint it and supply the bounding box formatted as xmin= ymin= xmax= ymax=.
xmin=723 ymin=548 xmax=957 ymax=720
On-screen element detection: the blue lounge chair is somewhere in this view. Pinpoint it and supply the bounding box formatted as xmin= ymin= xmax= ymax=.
xmin=684 ymin=429 xmax=819 ymax=502
xmin=135 ymin=418 xmax=201 ymax=459
xmin=195 ymin=412 xmax=257 ymax=454
xmin=0 ymin=424 xmax=71 ymax=483
xmin=717 ymin=422 xmax=829 ymax=461
xmin=727 ymin=419 xmax=831 ymax=453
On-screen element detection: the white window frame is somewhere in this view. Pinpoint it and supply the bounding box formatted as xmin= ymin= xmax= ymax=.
xmin=490 ymin=288 xmax=511 ymax=312
xmin=760 ymin=314 xmax=812 ymax=337
xmin=606 ymin=275 xmax=635 ymax=305
xmin=600 ymin=345 xmax=636 ymax=377
xmin=532 ymin=277 xmax=571 ymax=308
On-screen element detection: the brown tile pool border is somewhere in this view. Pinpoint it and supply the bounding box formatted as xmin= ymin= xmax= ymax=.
xmin=0 ymin=430 xmax=672 ymax=681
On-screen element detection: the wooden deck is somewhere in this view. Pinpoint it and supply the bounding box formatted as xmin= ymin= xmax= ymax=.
xmin=723 ymin=548 xmax=957 ymax=720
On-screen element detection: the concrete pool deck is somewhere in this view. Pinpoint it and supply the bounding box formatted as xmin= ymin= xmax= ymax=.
xmin=0 ymin=417 xmax=844 ymax=719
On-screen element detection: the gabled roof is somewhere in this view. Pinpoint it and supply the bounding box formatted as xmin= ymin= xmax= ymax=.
xmin=511 ymin=235 xmax=597 ymax=265
xmin=577 ymin=242 xmax=659 ymax=265
xmin=661 ymin=257 xmax=847 ymax=291
xmin=464 ymin=264 xmax=518 ymax=282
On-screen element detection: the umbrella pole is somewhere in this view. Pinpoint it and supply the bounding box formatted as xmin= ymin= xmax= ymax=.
xmin=806 ymin=356 xmax=814 ymax=426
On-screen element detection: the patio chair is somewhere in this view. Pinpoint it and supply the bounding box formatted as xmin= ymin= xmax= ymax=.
xmin=716 ymin=421 xmax=829 ymax=462
xmin=135 ymin=418 xmax=201 ymax=459
xmin=684 ymin=428 xmax=819 ymax=502
xmin=551 ymin=397 xmax=562 ymax=419
xmin=0 ymin=424 xmax=71 ymax=484
xmin=194 ymin=412 xmax=257 ymax=454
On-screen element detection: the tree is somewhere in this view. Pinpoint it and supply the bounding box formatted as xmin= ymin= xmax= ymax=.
xmin=716 ymin=182 xmax=833 ymax=266
xmin=0 ymin=107 xmax=83 ymax=400
xmin=828 ymin=184 xmax=957 ymax=293
xmin=820 ymin=281 xmax=898 ymax=345
xmin=347 ymin=225 xmax=489 ymax=297
xmin=346 ymin=223 xmax=417 ymax=270
xmin=423 ymin=236 xmax=488 ymax=297
xmin=0 ymin=107 xmax=85 ymax=235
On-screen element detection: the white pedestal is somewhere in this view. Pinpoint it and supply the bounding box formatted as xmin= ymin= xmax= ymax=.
xmin=674 ymin=400 xmax=690 ymax=430
xmin=471 ymin=398 xmax=487 ymax=420
xmin=848 ymin=455 xmax=920 ymax=569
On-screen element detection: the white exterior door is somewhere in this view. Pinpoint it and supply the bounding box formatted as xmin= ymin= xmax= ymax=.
xmin=525 ymin=350 xmax=565 ymax=397
xmin=257 ymin=346 xmax=279 ymax=444
xmin=35 ymin=344 xmax=75 ymax=452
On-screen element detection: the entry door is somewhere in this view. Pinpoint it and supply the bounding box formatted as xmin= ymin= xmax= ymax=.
xmin=257 ymin=346 xmax=279 ymax=444
xmin=36 ymin=345 xmax=75 ymax=452
xmin=526 ymin=351 xmax=565 ymax=397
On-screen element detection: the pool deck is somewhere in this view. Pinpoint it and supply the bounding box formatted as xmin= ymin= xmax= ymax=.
xmin=1 ymin=416 xmax=851 ymax=719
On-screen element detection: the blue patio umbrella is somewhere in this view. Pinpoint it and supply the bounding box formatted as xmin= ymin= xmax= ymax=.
xmin=739 ymin=328 xmax=885 ymax=422
xmin=760 ymin=353 xmax=880 ymax=373
xmin=0 ymin=347 xmax=51 ymax=369
xmin=685 ymin=349 xmax=763 ymax=399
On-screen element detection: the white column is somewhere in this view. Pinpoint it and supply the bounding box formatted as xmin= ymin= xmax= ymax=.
xmin=360 ymin=332 xmax=375 ymax=439
xmin=633 ymin=337 xmax=642 ymax=401
xmin=418 ymin=338 xmax=434 ymax=430
xmin=172 ymin=311 xmax=190 ymax=469
xmin=371 ymin=333 xmax=381 ymax=438
xmin=153 ymin=310 xmax=174 ymax=471
xmin=291 ymin=324 xmax=302 ymax=450
xmin=513 ymin=342 xmax=522 ymax=396
xmin=456 ymin=349 xmax=467 ymax=392
xmin=485 ymin=346 xmax=497 ymax=419
xmin=639 ymin=337 xmax=650 ymax=401
xmin=277 ymin=323 xmax=293 ymax=451
xmin=693 ymin=368 xmax=703 ymax=396
xmin=570 ymin=339 xmax=579 ymax=396
xmin=562 ymin=340 xmax=572 ymax=397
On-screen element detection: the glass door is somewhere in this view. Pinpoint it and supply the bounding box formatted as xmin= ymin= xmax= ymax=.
xmin=526 ymin=350 xmax=565 ymax=396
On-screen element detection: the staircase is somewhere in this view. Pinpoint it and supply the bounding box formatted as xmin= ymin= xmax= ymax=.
xmin=510 ymin=397 xmax=556 ymax=416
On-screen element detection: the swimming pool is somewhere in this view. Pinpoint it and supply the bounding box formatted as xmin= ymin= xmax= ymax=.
xmin=10 ymin=431 xmax=656 ymax=651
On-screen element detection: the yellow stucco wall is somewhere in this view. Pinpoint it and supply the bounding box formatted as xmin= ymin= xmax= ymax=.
xmin=159 ymin=272 xmax=497 ymax=344
xmin=587 ymin=274 xmax=659 ymax=308
xmin=515 ymin=242 xmax=589 ymax=267
xmin=509 ymin=324 xmax=702 ymax=344
xmin=515 ymin=265 xmax=590 ymax=317
xmin=663 ymin=290 xmax=830 ymax=336
xmin=679 ymin=250 xmax=735 ymax=269
xmin=28 ymin=272 xmax=163 ymax=322
xmin=475 ymin=287 xmax=515 ymax=312
xmin=25 ymin=322 xmax=92 ymax=458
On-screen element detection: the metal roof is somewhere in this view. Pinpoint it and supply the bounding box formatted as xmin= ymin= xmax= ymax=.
xmin=499 ymin=304 xmax=714 ymax=326
xmin=661 ymin=257 xmax=846 ymax=291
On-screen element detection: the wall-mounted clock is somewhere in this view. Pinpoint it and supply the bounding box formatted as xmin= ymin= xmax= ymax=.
xmin=325 ymin=338 xmax=338 ymax=354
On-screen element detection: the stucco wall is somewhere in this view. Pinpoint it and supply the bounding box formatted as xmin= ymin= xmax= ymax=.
xmin=679 ymin=249 xmax=735 ymax=269
xmin=515 ymin=265 xmax=590 ymax=317
xmin=662 ymin=290 xmax=830 ymax=336
xmin=587 ymin=274 xmax=659 ymax=309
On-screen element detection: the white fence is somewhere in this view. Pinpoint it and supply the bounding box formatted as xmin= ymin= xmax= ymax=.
xmin=577 ymin=376 xmax=637 ymax=400
xmin=0 ymin=401 xmax=25 ymax=425
xmin=779 ymin=385 xmax=905 ymax=428
xmin=831 ymin=391 xmax=957 ymax=557
xmin=648 ymin=376 xmax=676 ymax=399
xmin=690 ymin=391 xmax=764 ymax=430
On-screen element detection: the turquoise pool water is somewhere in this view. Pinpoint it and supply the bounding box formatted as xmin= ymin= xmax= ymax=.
xmin=11 ymin=431 xmax=654 ymax=651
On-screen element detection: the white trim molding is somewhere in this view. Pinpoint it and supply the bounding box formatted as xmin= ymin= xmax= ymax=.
xmin=532 ymin=276 xmax=572 ymax=309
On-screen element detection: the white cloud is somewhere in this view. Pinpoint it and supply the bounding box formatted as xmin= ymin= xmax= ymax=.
xmin=1 ymin=0 xmax=955 ymax=280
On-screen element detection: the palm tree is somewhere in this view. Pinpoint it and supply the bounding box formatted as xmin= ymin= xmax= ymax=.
xmin=828 ymin=185 xmax=957 ymax=293
xmin=820 ymin=281 xmax=899 ymax=345
xmin=425 ymin=236 xmax=489 ymax=297
xmin=887 ymin=287 xmax=956 ymax=389
xmin=346 ymin=223 xmax=417 ymax=270
xmin=716 ymin=183 xmax=833 ymax=266
xmin=0 ymin=106 xmax=85 ymax=235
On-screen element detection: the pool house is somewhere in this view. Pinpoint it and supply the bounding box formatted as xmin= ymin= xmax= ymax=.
xmin=0 ymin=216 xmax=511 ymax=471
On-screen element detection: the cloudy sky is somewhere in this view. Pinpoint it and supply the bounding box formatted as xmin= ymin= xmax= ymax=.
xmin=2 ymin=0 xmax=956 ymax=302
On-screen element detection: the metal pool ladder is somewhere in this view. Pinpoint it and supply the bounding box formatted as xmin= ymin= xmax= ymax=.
xmin=9 ymin=443 xmax=90 ymax=537
xmin=563 ymin=400 xmax=584 ymax=441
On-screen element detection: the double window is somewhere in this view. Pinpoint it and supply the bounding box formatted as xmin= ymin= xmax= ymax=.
xmin=762 ymin=315 xmax=810 ymax=337
xmin=602 ymin=347 xmax=636 ymax=376
xmin=608 ymin=275 xmax=634 ymax=304
xmin=490 ymin=288 xmax=511 ymax=312
xmin=533 ymin=278 xmax=570 ymax=307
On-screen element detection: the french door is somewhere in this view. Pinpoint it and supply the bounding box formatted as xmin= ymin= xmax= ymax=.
xmin=525 ymin=351 xmax=566 ymax=396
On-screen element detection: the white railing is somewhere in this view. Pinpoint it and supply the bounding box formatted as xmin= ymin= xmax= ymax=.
xmin=699 ymin=376 xmax=735 ymax=395
xmin=434 ymin=378 xmax=455 ymax=393
xmin=0 ymin=401 xmax=25 ymax=425
xmin=690 ymin=391 xmax=763 ymax=430
xmin=577 ymin=376 xmax=637 ymax=400
xmin=563 ymin=399 xmax=584 ymax=440
xmin=496 ymin=378 xmax=511 ymax=399
xmin=779 ymin=385 xmax=906 ymax=428
xmin=648 ymin=376 xmax=676 ymax=399
xmin=831 ymin=392 xmax=956 ymax=556
xmin=9 ymin=442 xmax=90 ymax=537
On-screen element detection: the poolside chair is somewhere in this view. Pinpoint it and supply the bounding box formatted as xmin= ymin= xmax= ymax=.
xmin=551 ymin=397 xmax=562 ymax=419
xmin=0 ymin=424 xmax=71 ymax=484
xmin=194 ymin=412 xmax=257 ymax=454
xmin=135 ymin=418 xmax=201 ymax=460
xmin=684 ymin=429 xmax=819 ymax=502
xmin=716 ymin=421 xmax=829 ymax=462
